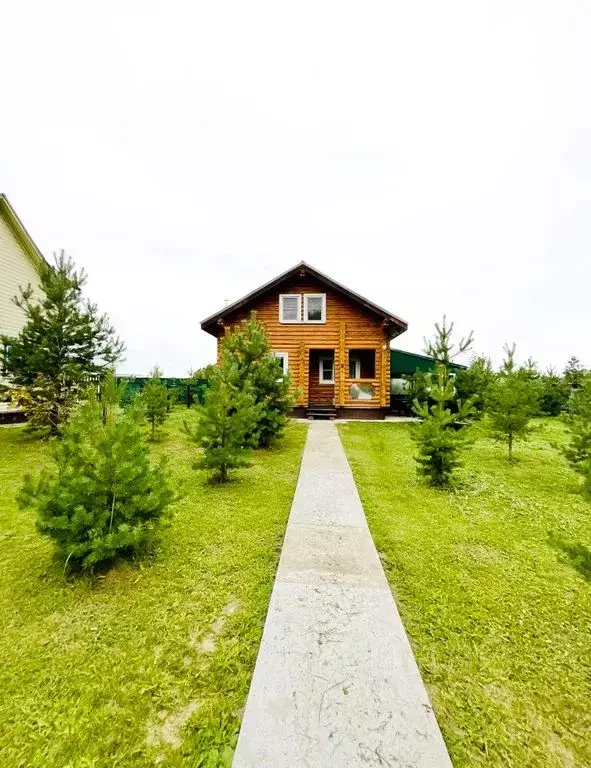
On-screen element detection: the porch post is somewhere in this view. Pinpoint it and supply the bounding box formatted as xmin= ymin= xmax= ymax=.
xmin=338 ymin=321 xmax=346 ymax=407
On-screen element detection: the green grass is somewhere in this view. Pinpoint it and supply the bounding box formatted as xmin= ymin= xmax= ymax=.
xmin=339 ymin=419 xmax=591 ymax=768
xmin=0 ymin=410 xmax=307 ymax=768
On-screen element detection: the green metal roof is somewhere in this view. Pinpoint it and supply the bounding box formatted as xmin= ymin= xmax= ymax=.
xmin=391 ymin=349 xmax=467 ymax=376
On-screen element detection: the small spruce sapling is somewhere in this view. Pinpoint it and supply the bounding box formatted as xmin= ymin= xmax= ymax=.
xmin=487 ymin=344 xmax=538 ymax=461
xmin=141 ymin=365 xmax=169 ymax=440
xmin=18 ymin=390 xmax=177 ymax=573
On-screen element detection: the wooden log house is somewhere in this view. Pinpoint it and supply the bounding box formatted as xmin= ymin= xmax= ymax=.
xmin=200 ymin=262 xmax=408 ymax=419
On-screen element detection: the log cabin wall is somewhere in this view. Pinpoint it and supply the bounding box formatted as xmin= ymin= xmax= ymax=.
xmin=215 ymin=277 xmax=390 ymax=410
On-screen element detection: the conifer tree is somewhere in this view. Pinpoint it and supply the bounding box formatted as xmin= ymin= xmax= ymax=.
xmin=141 ymin=365 xmax=169 ymax=440
xmin=18 ymin=392 xmax=177 ymax=573
xmin=455 ymin=355 xmax=496 ymax=417
xmin=412 ymin=365 xmax=475 ymax=487
xmin=1 ymin=251 xmax=124 ymax=435
xmin=222 ymin=313 xmax=294 ymax=447
xmin=186 ymin=356 xmax=260 ymax=482
xmin=412 ymin=318 xmax=475 ymax=487
xmin=424 ymin=315 xmax=474 ymax=369
xmin=564 ymin=356 xmax=586 ymax=397
xmin=487 ymin=344 xmax=538 ymax=461
xmin=563 ymin=375 xmax=591 ymax=496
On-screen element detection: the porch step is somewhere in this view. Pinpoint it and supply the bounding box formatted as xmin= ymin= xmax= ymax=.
xmin=306 ymin=404 xmax=337 ymax=420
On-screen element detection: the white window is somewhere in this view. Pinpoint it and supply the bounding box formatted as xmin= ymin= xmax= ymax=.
xmin=319 ymin=356 xmax=334 ymax=384
xmin=271 ymin=352 xmax=288 ymax=376
xmin=349 ymin=355 xmax=361 ymax=379
xmin=303 ymin=294 xmax=326 ymax=323
xmin=279 ymin=294 xmax=301 ymax=323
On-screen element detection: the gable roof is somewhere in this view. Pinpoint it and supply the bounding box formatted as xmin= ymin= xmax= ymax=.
xmin=0 ymin=193 xmax=48 ymax=272
xmin=201 ymin=261 xmax=408 ymax=338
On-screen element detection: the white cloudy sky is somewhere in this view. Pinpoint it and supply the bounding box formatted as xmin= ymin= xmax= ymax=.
xmin=1 ymin=1 xmax=589 ymax=375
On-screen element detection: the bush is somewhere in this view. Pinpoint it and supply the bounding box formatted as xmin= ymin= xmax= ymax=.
xmin=18 ymin=394 xmax=177 ymax=573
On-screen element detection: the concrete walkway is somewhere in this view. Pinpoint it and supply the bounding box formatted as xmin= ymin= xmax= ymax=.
xmin=233 ymin=421 xmax=452 ymax=768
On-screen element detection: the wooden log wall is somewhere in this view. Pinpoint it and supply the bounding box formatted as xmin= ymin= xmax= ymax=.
xmin=217 ymin=278 xmax=390 ymax=409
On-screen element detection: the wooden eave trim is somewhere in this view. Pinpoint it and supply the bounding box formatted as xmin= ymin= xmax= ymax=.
xmin=200 ymin=261 xmax=408 ymax=337
xmin=0 ymin=194 xmax=48 ymax=274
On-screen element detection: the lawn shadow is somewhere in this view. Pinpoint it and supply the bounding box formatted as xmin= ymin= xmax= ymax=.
xmin=549 ymin=533 xmax=591 ymax=581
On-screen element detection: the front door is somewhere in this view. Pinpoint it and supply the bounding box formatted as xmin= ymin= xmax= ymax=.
xmin=309 ymin=350 xmax=335 ymax=405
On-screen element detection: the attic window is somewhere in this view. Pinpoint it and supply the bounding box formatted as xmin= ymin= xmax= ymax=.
xmin=279 ymin=294 xmax=301 ymax=323
xmin=303 ymin=294 xmax=326 ymax=323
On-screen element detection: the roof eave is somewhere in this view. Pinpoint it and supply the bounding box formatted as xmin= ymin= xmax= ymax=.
xmin=200 ymin=260 xmax=408 ymax=336
xmin=0 ymin=193 xmax=48 ymax=273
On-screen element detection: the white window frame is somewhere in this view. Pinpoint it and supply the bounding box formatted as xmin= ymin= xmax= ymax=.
xmin=279 ymin=294 xmax=302 ymax=323
xmin=319 ymin=356 xmax=334 ymax=384
xmin=348 ymin=355 xmax=361 ymax=379
xmin=303 ymin=293 xmax=326 ymax=324
xmin=271 ymin=351 xmax=288 ymax=376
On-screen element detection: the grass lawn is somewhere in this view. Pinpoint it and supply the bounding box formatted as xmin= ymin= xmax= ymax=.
xmin=339 ymin=419 xmax=591 ymax=768
xmin=0 ymin=409 xmax=307 ymax=768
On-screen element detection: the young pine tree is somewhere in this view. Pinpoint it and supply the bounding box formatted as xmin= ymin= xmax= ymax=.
xmin=186 ymin=356 xmax=260 ymax=482
xmin=18 ymin=392 xmax=177 ymax=573
xmin=222 ymin=313 xmax=294 ymax=447
xmin=412 ymin=318 xmax=475 ymax=487
xmin=1 ymin=251 xmax=124 ymax=435
xmin=563 ymin=375 xmax=591 ymax=497
xmin=141 ymin=365 xmax=169 ymax=440
xmin=424 ymin=315 xmax=474 ymax=368
xmin=487 ymin=344 xmax=538 ymax=461
xmin=412 ymin=365 xmax=476 ymax=487
xmin=564 ymin=356 xmax=586 ymax=391
xmin=454 ymin=356 xmax=496 ymax=417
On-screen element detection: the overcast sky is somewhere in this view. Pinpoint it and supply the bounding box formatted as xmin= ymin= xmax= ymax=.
xmin=1 ymin=2 xmax=589 ymax=375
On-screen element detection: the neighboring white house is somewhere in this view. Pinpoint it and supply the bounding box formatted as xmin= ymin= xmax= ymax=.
xmin=0 ymin=193 xmax=46 ymax=342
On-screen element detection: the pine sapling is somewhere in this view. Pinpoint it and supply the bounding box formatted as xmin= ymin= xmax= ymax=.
xmin=141 ymin=365 xmax=169 ymax=440
xmin=412 ymin=365 xmax=475 ymax=488
xmin=563 ymin=376 xmax=591 ymax=496
xmin=1 ymin=251 xmax=124 ymax=435
xmin=487 ymin=344 xmax=538 ymax=461
xmin=18 ymin=393 xmax=177 ymax=573
xmin=186 ymin=356 xmax=260 ymax=482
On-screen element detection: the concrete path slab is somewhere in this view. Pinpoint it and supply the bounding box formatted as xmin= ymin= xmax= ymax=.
xmin=233 ymin=421 xmax=452 ymax=768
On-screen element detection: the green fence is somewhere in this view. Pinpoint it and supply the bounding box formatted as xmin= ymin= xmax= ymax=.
xmin=115 ymin=377 xmax=210 ymax=407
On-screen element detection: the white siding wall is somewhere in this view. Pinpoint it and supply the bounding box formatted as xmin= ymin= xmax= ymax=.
xmin=0 ymin=214 xmax=41 ymax=339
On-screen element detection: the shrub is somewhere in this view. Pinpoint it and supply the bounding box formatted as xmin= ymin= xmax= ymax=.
xmin=18 ymin=393 xmax=177 ymax=573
